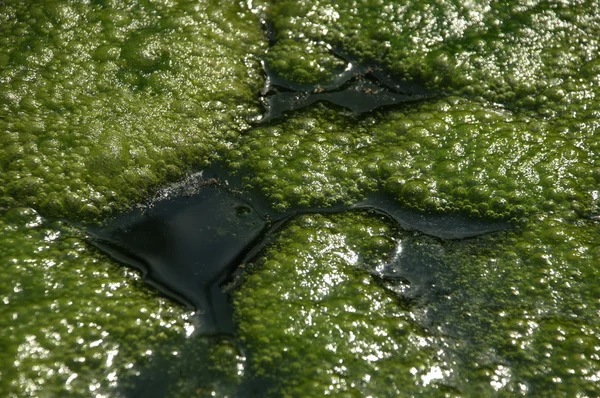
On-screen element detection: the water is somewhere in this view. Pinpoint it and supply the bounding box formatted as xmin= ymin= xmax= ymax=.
xmin=2 ymin=0 xmax=600 ymax=396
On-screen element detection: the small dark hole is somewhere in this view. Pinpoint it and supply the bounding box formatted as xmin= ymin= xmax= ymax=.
xmin=236 ymin=205 xmax=253 ymax=216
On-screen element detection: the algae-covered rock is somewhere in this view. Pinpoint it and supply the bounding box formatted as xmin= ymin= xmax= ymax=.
xmin=0 ymin=0 xmax=266 ymax=221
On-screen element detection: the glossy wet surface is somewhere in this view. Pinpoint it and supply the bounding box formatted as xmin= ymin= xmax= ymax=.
xmin=259 ymin=57 xmax=439 ymax=122
xmin=3 ymin=1 xmax=600 ymax=395
xmin=87 ymin=168 xmax=511 ymax=335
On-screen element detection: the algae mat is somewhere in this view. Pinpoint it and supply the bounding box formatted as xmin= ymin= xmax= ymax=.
xmin=1 ymin=0 xmax=600 ymax=396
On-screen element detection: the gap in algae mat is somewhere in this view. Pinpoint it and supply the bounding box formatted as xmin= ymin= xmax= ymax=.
xmin=85 ymin=162 xmax=513 ymax=336
xmin=257 ymin=53 xmax=443 ymax=123
xmin=79 ymin=38 xmax=518 ymax=393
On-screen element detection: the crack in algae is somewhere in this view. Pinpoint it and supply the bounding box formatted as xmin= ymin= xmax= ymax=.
xmin=86 ymin=165 xmax=511 ymax=335
xmin=258 ymin=53 xmax=442 ymax=122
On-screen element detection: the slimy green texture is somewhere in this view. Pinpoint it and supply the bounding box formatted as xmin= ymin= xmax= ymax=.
xmin=254 ymin=0 xmax=600 ymax=216
xmin=234 ymin=211 xmax=600 ymax=396
xmin=234 ymin=212 xmax=448 ymax=396
xmin=0 ymin=0 xmax=265 ymax=396
xmin=1 ymin=0 xmax=600 ymax=396
xmin=0 ymin=208 xmax=194 ymax=396
xmin=231 ymin=98 xmax=599 ymax=218
xmin=0 ymin=0 xmax=265 ymax=221
xmin=429 ymin=214 xmax=600 ymax=396
xmin=264 ymin=39 xmax=346 ymax=84
xmin=265 ymin=0 xmax=600 ymax=114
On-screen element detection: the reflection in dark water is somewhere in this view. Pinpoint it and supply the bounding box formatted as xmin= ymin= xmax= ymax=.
xmin=258 ymin=56 xmax=441 ymax=122
xmin=86 ymin=168 xmax=511 ymax=336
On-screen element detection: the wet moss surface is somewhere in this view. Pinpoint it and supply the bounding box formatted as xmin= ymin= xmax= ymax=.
xmin=233 ymin=211 xmax=600 ymax=396
xmin=264 ymin=0 xmax=600 ymax=114
xmin=232 ymin=99 xmax=599 ymax=219
xmin=1 ymin=0 xmax=600 ymax=396
xmin=0 ymin=0 xmax=265 ymax=396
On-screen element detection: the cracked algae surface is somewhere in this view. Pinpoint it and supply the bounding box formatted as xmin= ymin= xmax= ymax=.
xmin=0 ymin=0 xmax=264 ymax=396
xmin=0 ymin=0 xmax=265 ymax=221
xmin=233 ymin=212 xmax=600 ymax=396
xmin=1 ymin=0 xmax=600 ymax=396
xmin=264 ymin=0 xmax=600 ymax=114
xmin=231 ymin=99 xmax=599 ymax=218
xmin=0 ymin=208 xmax=197 ymax=396
xmin=233 ymin=212 xmax=450 ymax=396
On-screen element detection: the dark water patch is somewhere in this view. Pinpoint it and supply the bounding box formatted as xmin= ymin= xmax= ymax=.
xmin=87 ymin=179 xmax=268 ymax=335
xmin=86 ymin=166 xmax=511 ymax=335
xmin=258 ymin=16 xmax=441 ymax=122
xmin=258 ymin=56 xmax=440 ymax=122
xmin=359 ymin=192 xmax=512 ymax=240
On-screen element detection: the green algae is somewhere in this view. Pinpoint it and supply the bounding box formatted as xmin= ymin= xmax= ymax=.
xmin=0 ymin=0 xmax=266 ymax=221
xmin=264 ymin=38 xmax=346 ymax=84
xmin=0 ymin=0 xmax=266 ymax=395
xmin=1 ymin=0 xmax=600 ymax=395
xmin=0 ymin=208 xmax=195 ymax=397
xmin=233 ymin=211 xmax=600 ymax=396
xmin=264 ymin=0 xmax=600 ymax=114
xmin=425 ymin=213 xmax=600 ymax=396
xmin=233 ymin=212 xmax=453 ymax=396
xmin=256 ymin=0 xmax=600 ymax=218
xmin=230 ymin=98 xmax=599 ymax=218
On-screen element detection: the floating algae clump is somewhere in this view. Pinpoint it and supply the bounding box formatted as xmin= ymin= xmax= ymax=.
xmin=233 ymin=208 xmax=600 ymax=396
xmin=0 ymin=209 xmax=195 ymax=396
xmin=233 ymin=212 xmax=452 ymax=396
xmin=0 ymin=0 xmax=265 ymax=221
